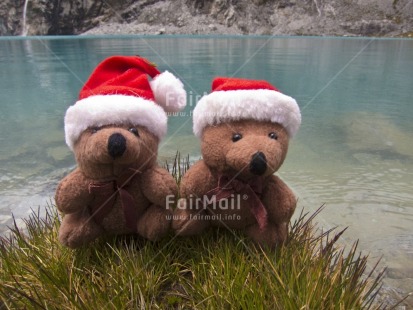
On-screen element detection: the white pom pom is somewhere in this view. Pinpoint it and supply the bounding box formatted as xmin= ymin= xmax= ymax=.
xmin=150 ymin=71 xmax=187 ymax=112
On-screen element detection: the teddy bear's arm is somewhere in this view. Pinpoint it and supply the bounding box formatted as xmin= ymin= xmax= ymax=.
xmin=179 ymin=160 xmax=216 ymax=199
xmin=172 ymin=160 xmax=215 ymax=235
xmin=55 ymin=168 xmax=93 ymax=214
xmin=262 ymin=175 xmax=297 ymax=224
xmin=139 ymin=165 xmax=178 ymax=208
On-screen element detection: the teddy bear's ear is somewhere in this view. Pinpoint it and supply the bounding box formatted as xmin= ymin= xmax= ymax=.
xmin=150 ymin=71 xmax=187 ymax=113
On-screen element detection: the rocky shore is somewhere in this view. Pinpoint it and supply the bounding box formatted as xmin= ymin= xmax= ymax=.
xmin=1 ymin=0 xmax=412 ymax=37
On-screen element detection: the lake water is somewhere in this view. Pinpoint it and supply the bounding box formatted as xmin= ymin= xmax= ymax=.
xmin=0 ymin=36 xmax=412 ymax=299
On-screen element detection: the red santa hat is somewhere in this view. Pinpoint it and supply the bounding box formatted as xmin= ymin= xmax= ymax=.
xmin=64 ymin=55 xmax=186 ymax=151
xmin=192 ymin=77 xmax=301 ymax=138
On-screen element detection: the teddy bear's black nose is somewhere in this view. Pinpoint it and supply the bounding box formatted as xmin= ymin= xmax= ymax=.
xmin=250 ymin=152 xmax=267 ymax=176
xmin=108 ymin=133 xmax=127 ymax=159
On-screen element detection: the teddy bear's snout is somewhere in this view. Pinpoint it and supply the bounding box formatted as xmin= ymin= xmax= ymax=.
xmin=108 ymin=133 xmax=127 ymax=159
xmin=249 ymin=152 xmax=267 ymax=176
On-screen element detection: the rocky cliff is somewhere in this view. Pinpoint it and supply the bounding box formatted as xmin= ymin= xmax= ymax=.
xmin=1 ymin=0 xmax=412 ymax=37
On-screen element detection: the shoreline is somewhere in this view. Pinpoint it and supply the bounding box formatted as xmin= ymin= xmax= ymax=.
xmin=3 ymin=0 xmax=412 ymax=37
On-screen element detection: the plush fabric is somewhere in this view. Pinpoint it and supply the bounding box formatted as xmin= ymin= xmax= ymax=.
xmin=55 ymin=125 xmax=176 ymax=248
xmin=192 ymin=77 xmax=301 ymax=139
xmin=172 ymin=120 xmax=298 ymax=249
xmin=212 ymin=77 xmax=278 ymax=92
xmin=64 ymin=55 xmax=187 ymax=151
xmin=150 ymin=71 xmax=187 ymax=112
xmin=65 ymin=95 xmax=168 ymax=151
xmin=78 ymin=56 xmax=160 ymax=101
xmin=56 ymin=55 xmax=186 ymax=248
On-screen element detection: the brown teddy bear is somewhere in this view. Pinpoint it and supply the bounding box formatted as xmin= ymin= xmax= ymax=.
xmin=172 ymin=77 xmax=301 ymax=248
xmin=55 ymin=56 xmax=186 ymax=248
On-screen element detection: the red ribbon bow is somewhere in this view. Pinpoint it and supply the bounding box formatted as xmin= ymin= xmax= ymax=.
xmin=206 ymin=175 xmax=268 ymax=229
xmin=88 ymin=168 xmax=141 ymax=231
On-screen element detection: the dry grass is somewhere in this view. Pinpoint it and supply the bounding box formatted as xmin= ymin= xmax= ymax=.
xmin=0 ymin=155 xmax=405 ymax=309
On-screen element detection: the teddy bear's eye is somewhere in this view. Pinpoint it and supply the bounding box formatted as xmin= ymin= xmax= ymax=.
xmin=268 ymin=132 xmax=278 ymax=140
xmin=232 ymin=133 xmax=242 ymax=142
xmin=129 ymin=127 xmax=139 ymax=137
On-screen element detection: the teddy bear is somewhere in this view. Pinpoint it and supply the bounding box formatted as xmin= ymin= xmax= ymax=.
xmin=172 ymin=77 xmax=301 ymax=248
xmin=55 ymin=55 xmax=186 ymax=248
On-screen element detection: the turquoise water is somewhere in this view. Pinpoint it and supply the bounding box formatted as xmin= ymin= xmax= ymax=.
xmin=1 ymin=36 xmax=412 ymax=297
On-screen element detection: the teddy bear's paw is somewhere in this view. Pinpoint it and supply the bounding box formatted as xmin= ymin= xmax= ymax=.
xmin=58 ymin=213 xmax=103 ymax=248
xmin=59 ymin=231 xmax=85 ymax=249
xmin=246 ymin=222 xmax=288 ymax=250
xmin=136 ymin=205 xmax=171 ymax=241
xmin=172 ymin=200 xmax=209 ymax=236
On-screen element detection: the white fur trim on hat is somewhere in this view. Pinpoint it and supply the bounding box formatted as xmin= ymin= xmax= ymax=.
xmin=64 ymin=95 xmax=168 ymax=151
xmin=150 ymin=71 xmax=187 ymax=112
xmin=192 ymin=89 xmax=301 ymax=138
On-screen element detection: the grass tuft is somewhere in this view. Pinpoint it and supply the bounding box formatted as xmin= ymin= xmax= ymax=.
xmin=0 ymin=155 xmax=405 ymax=309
